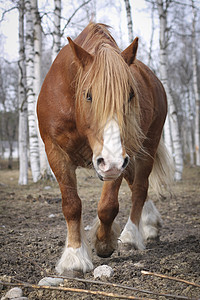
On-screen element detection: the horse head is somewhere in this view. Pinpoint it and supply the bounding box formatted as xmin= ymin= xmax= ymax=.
xmin=68 ymin=36 xmax=140 ymax=181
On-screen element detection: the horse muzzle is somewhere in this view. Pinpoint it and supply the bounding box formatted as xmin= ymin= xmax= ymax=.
xmin=94 ymin=155 xmax=130 ymax=181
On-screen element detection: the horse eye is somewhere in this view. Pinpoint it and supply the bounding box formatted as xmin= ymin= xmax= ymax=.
xmin=86 ymin=92 xmax=92 ymax=102
xmin=128 ymin=90 xmax=135 ymax=103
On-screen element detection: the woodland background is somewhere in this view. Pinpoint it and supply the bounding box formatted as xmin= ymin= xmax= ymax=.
xmin=0 ymin=0 xmax=199 ymax=184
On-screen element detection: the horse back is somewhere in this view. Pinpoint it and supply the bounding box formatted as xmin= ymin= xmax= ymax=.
xmin=131 ymin=59 xmax=167 ymax=137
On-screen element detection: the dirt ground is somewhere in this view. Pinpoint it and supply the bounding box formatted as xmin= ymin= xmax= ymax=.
xmin=0 ymin=163 xmax=199 ymax=299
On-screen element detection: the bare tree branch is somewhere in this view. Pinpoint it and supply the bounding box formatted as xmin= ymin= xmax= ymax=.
xmin=0 ymin=6 xmax=17 ymax=22
xmin=0 ymin=280 xmax=154 ymax=300
xmin=61 ymin=0 xmax=92 ymax=36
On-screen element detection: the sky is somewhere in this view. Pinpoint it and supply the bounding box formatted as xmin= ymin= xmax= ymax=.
xmin=0 ymin=0 xmax=155 ymax=61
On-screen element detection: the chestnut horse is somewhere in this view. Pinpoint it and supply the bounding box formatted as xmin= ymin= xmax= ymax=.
xmin=37 ymin=23 xmax=172 ymax=275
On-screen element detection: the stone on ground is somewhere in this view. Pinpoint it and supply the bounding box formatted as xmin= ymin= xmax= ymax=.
xmin=93 ymin=265 xmax=114 ymax=279
xmin=38 ymin=277 xmax=64 ymax=287
xmin=1 ymin=287 xmax=29 ymax=299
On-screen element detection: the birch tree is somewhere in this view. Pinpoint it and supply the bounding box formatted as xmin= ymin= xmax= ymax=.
xmin=52 ymin=0 xmax=61 ymax=62
xmin=156 ymin=0 xmax=183 ymax=181
xmin=148 ymin=2 xmax=155 ymax=67
xmin=18 ymin=0 xmax=28 ymax=184
xmin=191 ymin=0 xmax=200 ymax=166
xmin=32 ymin=0 xmax=41 ymax=102
xmin=32 ymin=0 xmax=49 ymax=177
xmin=124 ymin=0 xmax=134 ymax=43
xmin=25 ymin=0 xmax=40 ymax=182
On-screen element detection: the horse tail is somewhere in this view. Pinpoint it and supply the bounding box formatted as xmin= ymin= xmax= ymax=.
xmin=149 ymin=139 xmax=174 ymax=197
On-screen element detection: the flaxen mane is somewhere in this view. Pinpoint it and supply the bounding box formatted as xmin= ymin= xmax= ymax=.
xmin=76 ymin=23 xmax=144 ymax=154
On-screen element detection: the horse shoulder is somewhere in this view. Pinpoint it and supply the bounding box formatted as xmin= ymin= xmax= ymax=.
xmin=37 ymin=45 xmax=78 ymax=148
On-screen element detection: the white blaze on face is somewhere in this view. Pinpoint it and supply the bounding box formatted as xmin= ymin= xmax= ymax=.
xmin=93 ymin=118 xmax=129 ymax=180
xmin=101 ymin=118 xmax=123 ymax=170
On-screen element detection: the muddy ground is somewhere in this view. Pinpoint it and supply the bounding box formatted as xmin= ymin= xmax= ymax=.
xmin=0 ymin=163 xmax=199 ymax=299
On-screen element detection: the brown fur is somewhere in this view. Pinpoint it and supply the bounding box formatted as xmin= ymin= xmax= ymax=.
xmin=37 ymin=22 xmax=173 ymax=272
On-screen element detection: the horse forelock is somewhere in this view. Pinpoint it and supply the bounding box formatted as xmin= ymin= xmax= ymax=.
xmin=75 ymin=23 xmax=144 ymax=154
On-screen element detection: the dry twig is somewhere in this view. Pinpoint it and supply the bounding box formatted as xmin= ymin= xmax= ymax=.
xmin=8 ymin=250 xmax=198 ymax=299
xmin=49 ymin=274 xmax=195 ymax=300
xmin=0 ymin=280 xmax=153 ymax=300
xmin=141 ymin=270 xmax=200 ymax=288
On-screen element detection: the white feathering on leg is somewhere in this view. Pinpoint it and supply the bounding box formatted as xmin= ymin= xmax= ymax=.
xmin=119 ymin=217 xmax=145 ymax=250
xmin=139 ymin=199 xmax=163 ymax=240
xmin=56 ymin=224 xmax=93 ymax=274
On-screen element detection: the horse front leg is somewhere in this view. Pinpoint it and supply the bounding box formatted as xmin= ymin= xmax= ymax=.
xmin=56 ymin=182 xmax=93 ymax=275
xmin=120 ymin=158 xmax=162 ymax=250
xmin=46 ymin=142 xmax=93 ymax=275
xmin=90 ymin=176 xmax=123 ymax=257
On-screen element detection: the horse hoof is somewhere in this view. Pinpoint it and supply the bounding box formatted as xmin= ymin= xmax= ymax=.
xmin=96 ymin=249 xmax=114 ymax=258
xmin=94 ymin=239 xmax=115 ymax=258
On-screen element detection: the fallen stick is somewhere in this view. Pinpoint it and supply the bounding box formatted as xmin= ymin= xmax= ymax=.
xmin=0 ymin=280 xmax=154 ymax=300
xmin=141 ymin=271 xmax=200 ymax=288
xmin=9 ymin=250 xmax=198 ymax=299
xmin=49 ymin=274 xmax=194 ymax=300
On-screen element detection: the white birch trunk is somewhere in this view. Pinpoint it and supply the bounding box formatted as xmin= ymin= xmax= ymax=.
xmin=148 ymin=2 xmax=155 ymax=67
xmin=25 ymin=0 xmax=40 ymax=182
xmin=156 ymin=0 xmax=183 ymax=181
xmin=32 ymin=0 xmax=41 ymax=100
xmin=191 ymin=0 xmax=200 ymax=166
xmin=186 ymin=89 xmax=195 ymax=165
xmin=164 ymin=114 xmax=173 ymax=156
xmin=18 ymin=0 xmax=28 ymax=185
xmin=52 ymin=0 xmax=61 ymax=62
xmin=32 ymin=0 xmax=49 ymax=177
xmin=124 ymin=0 xmax=134 ymax=43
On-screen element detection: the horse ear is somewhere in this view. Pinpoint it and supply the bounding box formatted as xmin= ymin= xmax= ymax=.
xmin=121 ymin=37 xmax=138 ymax=66
xmin=67 ymin=37 xmax=93 ymax=68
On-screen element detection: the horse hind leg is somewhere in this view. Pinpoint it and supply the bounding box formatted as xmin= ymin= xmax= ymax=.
xmin=119 ymin=157 xmax=162 ymax=250
xmin=139 ymin=199 xmax=163 ymax=241
xmin=139 ymin=139 xmax=173 ymax=241
xmin=90 ymin=176 xmax=122 ymax=257
xmin=119 ymin=199 xmax=162 ymax=251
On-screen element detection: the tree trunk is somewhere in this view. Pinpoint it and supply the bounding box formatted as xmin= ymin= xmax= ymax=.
xmin=52 ymin=0 xmax=61 ymax=62
xmin=185 ymin=88 xmax=195 ymax=165
xmin=191 ymin=0 xmax=200 ymax=166
xmin=148 ymin=2 xmax=155 ymax=67
xmin=8 ymin=140 xmax=13 ymax=169
xmin=25 ymin=0 xmax=40 ymax=182
xmin=156 ymin=0 xmax=183 ymax=181
xmin=18 ymin=0 xmax=28 ymax=184
xmin=32 ymin=0 xmax=41 ymax=99
xmin=32 ymin=0 xmax=49 ymax=177
xmin=124 ymin=0 xmax=134 ymax=43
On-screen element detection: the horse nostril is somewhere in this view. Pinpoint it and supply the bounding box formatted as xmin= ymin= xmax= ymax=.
xmin=97 ymin=157 xmax=104 ymax=166
xmin=122 ymin=156 xmax=129 ymax=169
